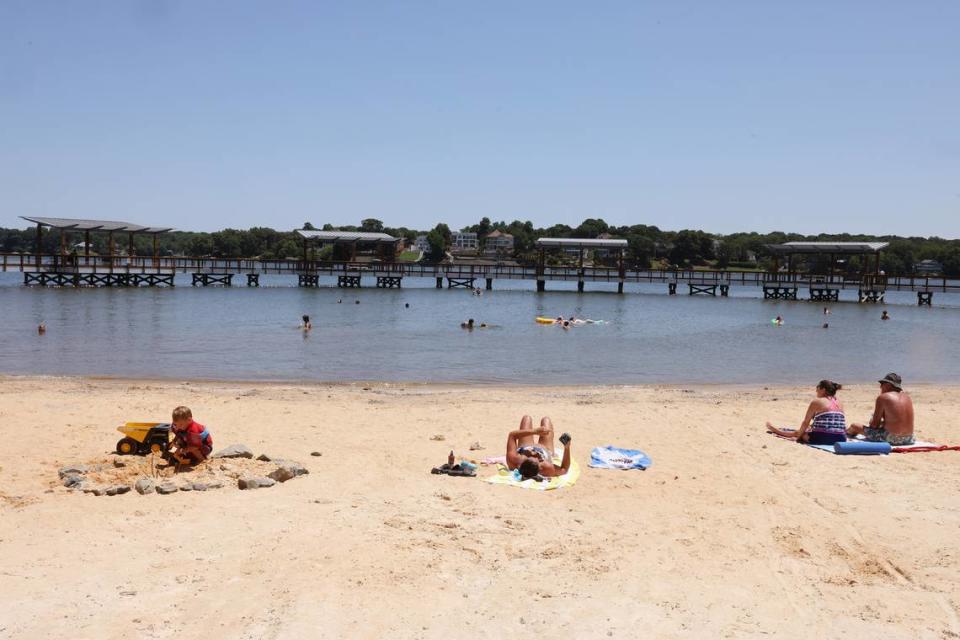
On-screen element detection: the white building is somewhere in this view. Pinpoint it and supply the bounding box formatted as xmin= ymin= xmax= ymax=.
xmin=451 ymin=232 xmax=479 ymax=252
xmin=414 ymin=235 xmax=431 ymax=252
xmin=483 ymin=230 xmax=514 ymax=255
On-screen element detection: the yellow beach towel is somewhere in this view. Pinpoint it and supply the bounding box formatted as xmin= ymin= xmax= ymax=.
xmin=484 ymin=450 xmax=580 ymax=491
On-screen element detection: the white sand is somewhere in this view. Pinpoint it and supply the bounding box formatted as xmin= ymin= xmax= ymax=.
xmin=1 ymin=376 xmax=958 ymax=639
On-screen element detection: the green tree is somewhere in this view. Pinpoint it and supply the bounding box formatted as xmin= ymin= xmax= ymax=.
xmin=361 ymin=218 xmax=384 ymax=233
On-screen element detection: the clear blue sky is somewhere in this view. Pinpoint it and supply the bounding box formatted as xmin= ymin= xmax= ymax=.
xmin=2 ymin=1 xmax=958 ymax=237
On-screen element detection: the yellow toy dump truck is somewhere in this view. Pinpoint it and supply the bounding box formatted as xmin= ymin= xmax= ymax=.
xmin=116 ymin=422 xmax=173 ymax=456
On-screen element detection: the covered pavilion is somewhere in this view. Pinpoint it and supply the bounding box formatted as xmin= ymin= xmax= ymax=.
xmin=763 ymin=241 xmax=889 ymax=276
xmin=534 ymin=237 xmax=629 ymax=292
xmin=21 ymin=216 xmax=174 ymax=266
xmin=296 ymin=229 xmax=402 ymax=262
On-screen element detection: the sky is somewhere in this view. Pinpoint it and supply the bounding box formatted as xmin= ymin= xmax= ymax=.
xmin=1 ymin=1 xmax=958 ymax=237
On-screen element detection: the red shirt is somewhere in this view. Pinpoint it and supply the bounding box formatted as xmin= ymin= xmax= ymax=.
xmin=178 ymin=421 xmax=208 ymax=448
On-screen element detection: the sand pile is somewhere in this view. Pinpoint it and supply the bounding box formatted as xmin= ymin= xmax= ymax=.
xmin=55 ymin=444 xmax=309 ymax=496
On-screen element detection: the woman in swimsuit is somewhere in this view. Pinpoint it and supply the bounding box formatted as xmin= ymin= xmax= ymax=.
xmin=505 ymin=415 xmax=573 ymax=479
xmin=766 ymin=379 xmax=847 ymax=445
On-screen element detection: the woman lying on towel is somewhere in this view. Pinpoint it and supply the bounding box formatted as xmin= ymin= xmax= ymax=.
xmin=506 ymin=416 xmax=573 ymax=480
xmin=766 ymin=379 xmax=848 ymax=445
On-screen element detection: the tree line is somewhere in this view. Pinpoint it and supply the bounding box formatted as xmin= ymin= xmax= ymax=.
xmin=1 ymin=217 xmax=958 ymax=276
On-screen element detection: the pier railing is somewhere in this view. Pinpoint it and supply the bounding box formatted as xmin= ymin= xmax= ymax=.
xmin=2 ymin=253 xmax=959 ymax=292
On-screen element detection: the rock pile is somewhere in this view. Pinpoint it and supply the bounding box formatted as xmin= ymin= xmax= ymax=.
xmin=57 ymin=443 xmax=310 ymax=497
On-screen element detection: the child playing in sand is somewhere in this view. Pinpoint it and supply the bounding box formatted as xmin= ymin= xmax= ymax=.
xmin=170 ymin=406 xmax=213 ymax=466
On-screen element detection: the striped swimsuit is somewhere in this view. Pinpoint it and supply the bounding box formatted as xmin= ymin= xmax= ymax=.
xmin=807 ymin=397 xmax=847 ymax=445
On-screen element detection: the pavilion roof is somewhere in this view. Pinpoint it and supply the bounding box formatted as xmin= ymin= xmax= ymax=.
xmin=21 ymin=216 xmax=174 ymax=234
xmin=296 ymin=230 xmax=400 ymax=244
xmin=765 ymin=241 xmax=888 ymax=255
xmin=536 ymin=237 xmax=628 ymax=249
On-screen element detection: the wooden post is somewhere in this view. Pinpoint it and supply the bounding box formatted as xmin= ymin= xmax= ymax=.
xmin=35 ymin=223 xmax=42 ymax=269
xmin=350 ymin=241 xmax=357 ymax=262
xmin=302 ymin=237 xmax=308 ymax=264
xmin=85 ymin=230 xmax=91 ymax=258
xmin=128 ymin=231 xmax=134 ymax=257
xmin=153 ymin=233 xmax=159 ymax=268
xmin=60 ymin=228 xmax=66 ymax=255
xmin=108 ymin=231 xmax=114 ymax=273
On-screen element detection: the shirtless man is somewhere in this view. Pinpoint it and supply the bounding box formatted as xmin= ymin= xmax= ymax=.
xmin=505 ymin=415 xmax=572 ymax=480
xmin=847 ymin=373 xmax=915 ymax=445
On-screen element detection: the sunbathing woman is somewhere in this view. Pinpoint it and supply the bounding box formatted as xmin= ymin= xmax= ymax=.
xmin=505 ymin=415 xmax=572 ymax=479
xmin=766 ymin=379 xmax=847 ymax=445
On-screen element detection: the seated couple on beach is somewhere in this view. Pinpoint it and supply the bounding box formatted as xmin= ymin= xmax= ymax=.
xmin=505 ymin=416 xmax=573 ymax=480
xmin=766 ymin=373 xmax=915 ymax=446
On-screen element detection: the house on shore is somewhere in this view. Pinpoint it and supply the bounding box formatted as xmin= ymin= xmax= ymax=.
xmin=483 ymin=230 xmax=514 ymax=256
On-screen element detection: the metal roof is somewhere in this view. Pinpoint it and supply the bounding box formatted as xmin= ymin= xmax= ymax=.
xmin=21 ymin=216 xmax=174 ymax=233
xmin=765 ymin=241 xmax=889 ymax=254
xmin=296 ymin=230 xmax=400 ymax=243
xmin=536 ymin=237 xmax=628 ymax=249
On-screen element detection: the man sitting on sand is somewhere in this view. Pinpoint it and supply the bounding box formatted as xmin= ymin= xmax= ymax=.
xmin=847 ymin=373 xmax=915 ymax=446
xmin=505 ymin=416 xmax=572 ymax=480
xmin=170 ymin=405 xmax=213 ymax=465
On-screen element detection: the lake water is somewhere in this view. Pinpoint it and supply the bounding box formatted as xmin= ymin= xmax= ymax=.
xmin=1 ymin=272 xmax=958 ymax=385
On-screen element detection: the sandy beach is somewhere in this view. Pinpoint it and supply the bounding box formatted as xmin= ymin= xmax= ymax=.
xmin=0 ymin=375 xmax=958 ymax=639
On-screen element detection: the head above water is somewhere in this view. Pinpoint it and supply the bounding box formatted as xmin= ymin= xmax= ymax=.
xmin=518 ymin=458 xmax=540 ymax=480
xmin=817 ymin=380 xmax=842 ymax=396
xmin=302 ymin=315 xmax=310 ymax=323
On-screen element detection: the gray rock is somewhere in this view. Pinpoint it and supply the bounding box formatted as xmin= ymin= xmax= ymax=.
xmin=105 ymin=486 xmax=119 ymax=496
xmin=238 ymin=476 xmax=276 ymax=490
xmin=256 ymin=453 xmax=273 ymax=462
xmin=206 ymin=480 xmax=224 ymax=490
xmin=114 ymin=485 xmax=131 ymax=495
xmin=211 ymin=444 xmax=254 ymax=459
xmin=268 ymin=466 xmax=295 ymax=483
xmin=268 ymin=460 xmax=309 ymax=483
xmin=58 ymin=465 xmax=88 ymax=479
xmin=178 ymin=483 xmax=193 ymax=492
xmin=156 ymin=482 xmax=178 ymax=495
xmin=62 ymin=473 xmax=85 ymax=488
xmin=192 ymin=482 xmax=208 ymax=491
xmin=135 ymin=478 xmax=155 ymax=495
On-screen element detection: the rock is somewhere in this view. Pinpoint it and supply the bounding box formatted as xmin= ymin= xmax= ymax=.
xmin=178 ymin=483 xmax=194 ymax=492
xmin=115 ymin=486 xmax=131 ymax=495
xmin=58 ymin=465 xmax=87 ymax=479
xmin=105 ymin=486 xmax=119 ymax=496
xmin=156 ymin=482 xmax=178 ymax=495
xmin=310 ymin=451 xmax=322 ymax=457
xmin=135 ymin=478 xmax=155 ymax=495
xmin=469 ymin=441 xmax=484 ymax=451
xmin=112 ymin=459 xmax=127 ymax=468
xmin=238 ymin=476 xmax=276 ymax=490
xmin=62 ymin=474 xmax=85 ymax=488
xmin=211 ymin=444 xmax=254 ymax=459
xmin=429 ymin=435 xmax=445 ymax=441
xmin=206 ymin=480 xmax=224 ymax=490
xmin=268 ymin=460 xmax=309 ymax=483
xmin=192 ymin=483 xmax=208 ymax=491
xmin=256 ymin=453 xmax=273 ymax=462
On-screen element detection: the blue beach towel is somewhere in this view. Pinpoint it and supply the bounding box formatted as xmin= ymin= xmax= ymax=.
xmin=589 ymin=445 xmax=652 ymax=470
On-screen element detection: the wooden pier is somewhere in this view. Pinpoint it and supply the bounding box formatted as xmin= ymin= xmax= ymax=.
xmin=3 ymin=228 xmax=959 ymax=304
xmin=5 ymin=252 xmax=958 ymax=302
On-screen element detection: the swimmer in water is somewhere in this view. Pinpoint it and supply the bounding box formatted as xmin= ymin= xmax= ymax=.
xmin=461 ymin=318 xmax=475 ymax=330
xmin=562 ymin=321 xmax=570 ymax=330
xmin=300 ymin=315 xmax=312 ymax=331
xmin=823 ymin=323 xmax=829 ymax=329
xmin=38 ymin=323 xmax=46 ymax=335
xmin=881 ymin=310 xmax=890 ymax=321
xmin=775 ymin=316 xmax=784 ymax=326
xmin=823 ymin=307 xmax=831 ymax=315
